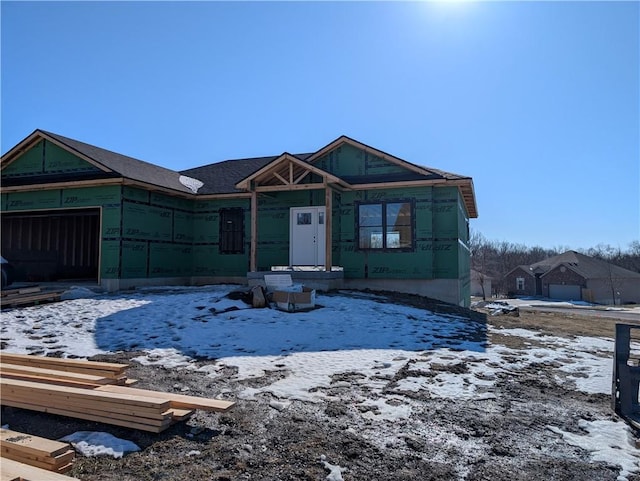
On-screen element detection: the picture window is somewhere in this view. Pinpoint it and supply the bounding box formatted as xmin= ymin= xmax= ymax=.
xmin=357 ymin=201 xmax=414 ymax=250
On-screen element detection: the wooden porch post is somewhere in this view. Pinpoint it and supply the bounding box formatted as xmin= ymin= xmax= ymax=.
xmin=250 ymin=190 xmax=257 ymax=272
xmin=324 ymin=183 xmax=332 ymax=271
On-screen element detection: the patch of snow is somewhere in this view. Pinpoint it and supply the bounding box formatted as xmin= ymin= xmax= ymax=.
xmin=548 ymin=420 xmax=640 ymax=481
xmin=269 ymin=399 xmax=291 ymax=411
xmin=227 ymin=349 xmax=411 ymax=403
xmin=60 ymin=286 xmax=101 ymax=301
xmin=60 ymin=431 xmax=140 ymax=458
xmin=178 ymin=175 xmax=204 ymax=193
xmin=359 ymin=397 xmax=412 ymax=421
xmin=131 ymin=348 xmax=195 ymax=369
xmin=320 ymin=454 xmax=347 ymax=481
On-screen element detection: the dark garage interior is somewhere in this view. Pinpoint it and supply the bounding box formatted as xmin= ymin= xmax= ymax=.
xmin=1 ymin=208 xmax=100 ymax=283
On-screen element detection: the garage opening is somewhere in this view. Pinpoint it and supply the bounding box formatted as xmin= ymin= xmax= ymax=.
xmin=1 ymin=208 xmax=100 ymax=283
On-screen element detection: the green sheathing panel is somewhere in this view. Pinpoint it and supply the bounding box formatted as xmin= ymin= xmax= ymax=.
xmin=119 ymin=187 xmax=196 ymax=279
xmin=4 ymin=190 xmax=61 ymax=211
xmin=333 ymin=191 xmax=364 ymax=278
xmin=122 ymin=203 xmax=173 ymax=241
xmin=315 ymin=144 xmax=406 ymax=178
xmin=192 ymin=198 xmax=251 ymax=277
xmin=334 ymin=185 xmax=463 ymax=281
xmin=457 ymin=189 xmax=471 ymax=306
xmin=101 ymin=240 xmax=121 ymax=279
xmin=44 ymin=141 xmax=100 ymax=173
xmin=1 ymin=140 xmax=44 ymax=177
xmin=431 ymin=187 xmax=460 ymax=279
xmin=123 ymin=186 xmax=150 ymax=203
xmin=121 ymin=242 xmax=149 ymax=278
xmin=149 ymin=244 xmax=192 ymax=277
xmin=62 ymin=186 xmax=120 ymax=208
xmin=2 ymin=140 xmax=101 ymax=179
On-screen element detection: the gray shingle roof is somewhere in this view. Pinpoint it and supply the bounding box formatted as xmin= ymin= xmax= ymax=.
xmin=181 ymin=154 xmax=312 ymax=195
xmin=40 ymin=130 xmax=195 ymax=194
xmin=532 ymin=251 xmax=640 ymax=279
xmin=9 ymin=131 xmax=471 ymax=198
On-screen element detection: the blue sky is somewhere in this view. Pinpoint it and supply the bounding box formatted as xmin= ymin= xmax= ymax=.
xmin=2 ymin=1 xmax=638 ymax=251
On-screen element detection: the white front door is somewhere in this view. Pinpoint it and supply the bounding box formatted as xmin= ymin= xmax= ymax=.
xmin=290 ymin=206 xmax=326 ymax=266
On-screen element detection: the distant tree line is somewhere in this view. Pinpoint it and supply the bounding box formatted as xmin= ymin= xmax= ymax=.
xmin=469 ymin=231 xmax=640 ymax=297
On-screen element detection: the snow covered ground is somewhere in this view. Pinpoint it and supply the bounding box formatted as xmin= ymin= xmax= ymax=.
xmin=1 ymin=285 xmax=638 ymax=479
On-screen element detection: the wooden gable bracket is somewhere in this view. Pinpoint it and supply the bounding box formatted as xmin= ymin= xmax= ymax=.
xmin=236 ymin=153 xmax=350 ymax=193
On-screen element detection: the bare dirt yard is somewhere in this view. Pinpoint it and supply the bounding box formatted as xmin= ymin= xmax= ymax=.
xmin=2 ymin=292 xmax=639 ymax=481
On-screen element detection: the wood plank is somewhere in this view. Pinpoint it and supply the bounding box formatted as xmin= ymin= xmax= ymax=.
xmin=95 ymin=385 xmax=235 ymax=412
xmin=0 ymin=372 xmax=104 ymax=390
xmin=0 ymin=399 xmax=171 ymax=433
xmin=0 ymin=353 xmax=128 ymax=376
xmin=1 ymin=379 xmax=170 ymax=410
xmin=0 ymin=291 xmax=64 ymax=308
xmin=324 ymin=184 xmax=332 ymax=272
xmin=0 ymin=287 xmax=41 ymax=298
xmin=0 ymin=448 xmax=74 ymax=472
xmin=167 ymin=408 xmax=195 ymax=421
xmin=3 ymin=391 xmax=172 ymax=421
xmin=1 ymin=447 xmax=74 ymax=469
xmin=0 ymin=457 xmax=80 ymax=481
xmin=1 ymin=396 xmax=173 ymax=425
xmin=0 ymin=429 xmax=71 ymax=459
xmin=1 ymin=364 xmax=125 ymax=380
xmin=0 ymin=362 xmax=115 ymax=385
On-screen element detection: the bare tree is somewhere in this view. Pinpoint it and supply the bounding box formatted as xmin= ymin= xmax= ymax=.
xmin=469 ymin=231 xmax=492 ymax=299
xmin=605 ymin=263 xmax=623 ymax=305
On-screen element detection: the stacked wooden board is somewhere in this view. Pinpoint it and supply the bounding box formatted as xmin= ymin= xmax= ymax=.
xmin=0 ymin=457 xmax=80 ymax=481
xmin=0 ymin=354 xmax=235 ymax=433
xmin=1 ymin=286 xmax=65 ymax=309
xmin=1 ymin=378 xmax=180 ymax=432
xmin=1 ymin=428 xmax=75 ymax=475
xmin=0 ymin=353 xmax=131 ymax=388
xmin=0 ymin=353 xmax=235 ymax=480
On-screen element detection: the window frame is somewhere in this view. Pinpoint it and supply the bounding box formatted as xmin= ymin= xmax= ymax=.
xmin=356 ymin=199 xmax=415 ymax=252
xmin=219 ymin=207 xmax=245 ymax=254
xmin=516 ymin=277 xmax=525 ymax=290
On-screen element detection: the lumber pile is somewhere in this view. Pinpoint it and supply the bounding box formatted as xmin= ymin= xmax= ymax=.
xmin=0 ymin=353 xmax=235 ymax=480
xmin=0 ymin=353 xmax=235 ymax=433
xmin=0 ymin=353 xmax=132 ymax=388
xmin=1 ymin=378 xmax=179 ymax=433
xmin=1 ymin=286 xmax=65 ymax=309
xmin=1 ymin=428 xmax=75 ymax=474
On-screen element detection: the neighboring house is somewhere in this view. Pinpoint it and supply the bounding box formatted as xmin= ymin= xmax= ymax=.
xmin=1 ymin=129 xmax=478 ymax=306
xmin=470 ymin=269 xmax=492 ymax=299
xmin=504 ymin=251 xmax=640 ymax=304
